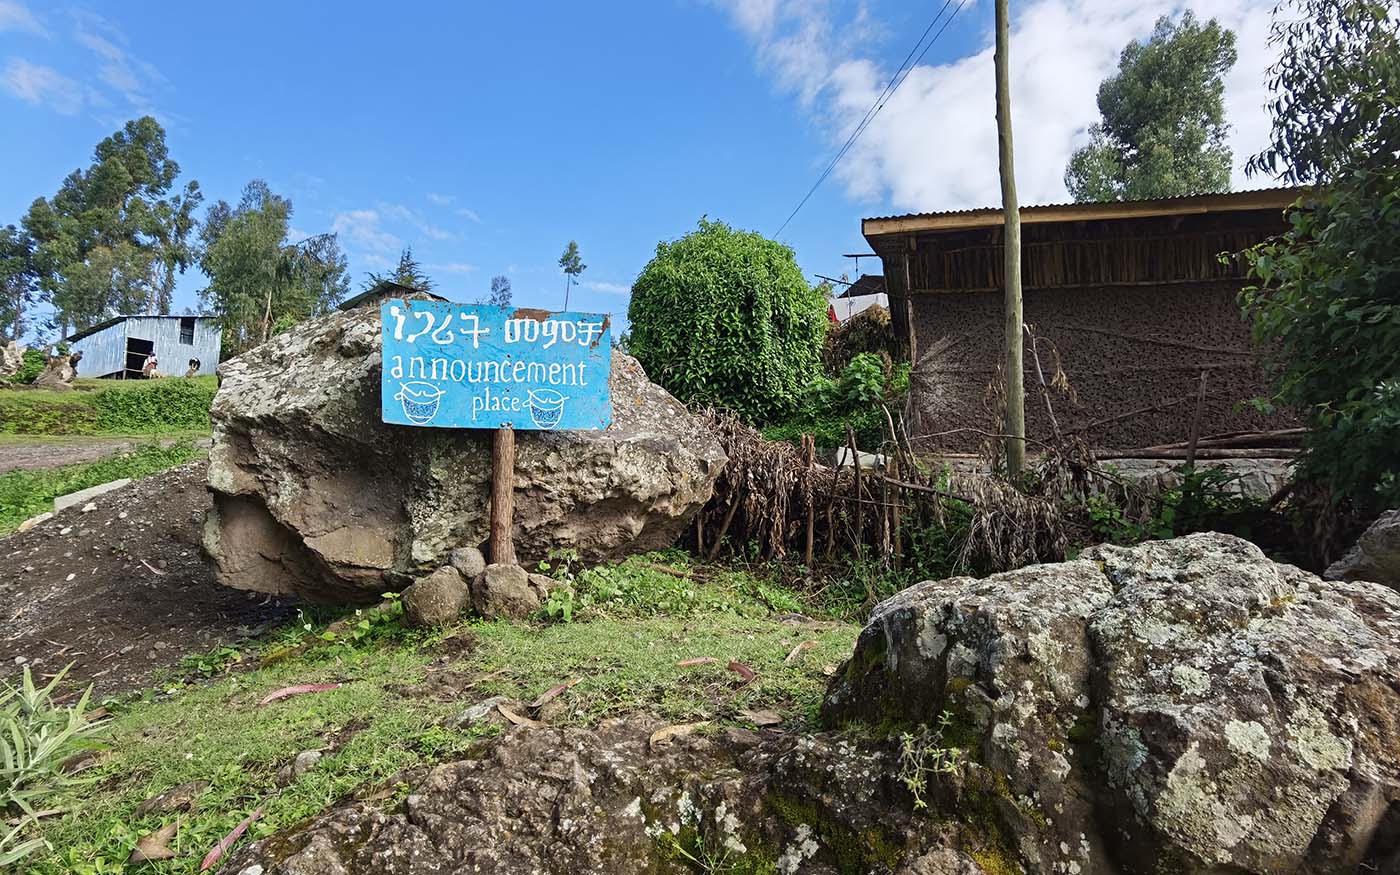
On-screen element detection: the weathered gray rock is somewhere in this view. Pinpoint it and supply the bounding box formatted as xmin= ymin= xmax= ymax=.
xmin=401 ymin=567 xmax=469 ymax=627
xmin=472 ymin=563 xmax=537 ymax=619
xmin=1326 ymin=509 xmax=1400 ymax=589
xmin=824 ymin=533 xmax=1400 ymax=875
xmin=202 ymin=298 xmax=725 ymax=603
xmin=449 ymin=546 xmax=486 ymax=580
xmin=224 ymin=715 xmax=993 ymax=875
xmin=1 ymin=340 xmax=24 ymax=378
xmin=527 ymin=572 xmax=558 ymax=601
xmin=32 ymin=352 xmax=76 ymax=390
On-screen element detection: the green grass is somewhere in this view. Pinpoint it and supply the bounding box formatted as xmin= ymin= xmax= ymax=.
xmin=0 ymin=441 xmax=205 ymax=534
xmin=22 ymin=558 xmax=860 ymax=874
xmin=0 ymin=377 xmax=217 ymax=437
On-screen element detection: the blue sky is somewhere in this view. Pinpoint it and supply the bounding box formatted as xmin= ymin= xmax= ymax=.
xmin=1 ymin=0 xmax=1278 ymax=327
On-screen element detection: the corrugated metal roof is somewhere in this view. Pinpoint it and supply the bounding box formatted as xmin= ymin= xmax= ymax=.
xmin=863 ymin=187 xmax=1307 ymax=237
xmin=64 ymin=314 xmax=217 ymax=344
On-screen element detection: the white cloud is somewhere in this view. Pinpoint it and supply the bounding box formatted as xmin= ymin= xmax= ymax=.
xmin=429 ymin=262 xmax=479 ymax=274
xmin=71 ymin=11 xmax=166 ymax=113
xmin=1 ymin=58 xmax=82 ymax=113
xmin=715 ymin=0 xmax=1279 ymax=214
xmin=0 ymin=1 xmax=45 ymax=35
xmin=584 ymin=281 xmax=631 ymax=295
xmin=426 ymin=192 xmax=454 ymax=206
xmin=381 ymin=203 xmax=453 ymax=240
xmin=455 ymin=207 xmax=482 ymax=223
xmin=332 ymin=209 xmax=402 ymax=253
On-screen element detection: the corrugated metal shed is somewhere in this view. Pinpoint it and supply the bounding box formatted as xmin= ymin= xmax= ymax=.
xmin=64 ymin=316 xmax=222 ymax=379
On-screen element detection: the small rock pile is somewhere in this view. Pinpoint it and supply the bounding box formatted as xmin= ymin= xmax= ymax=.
xmin=399 ymin=546 xmax=559 ymax=626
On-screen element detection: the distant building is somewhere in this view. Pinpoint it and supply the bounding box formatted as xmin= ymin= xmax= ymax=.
xmin=862 ymin=188 xmax=1304 ymax=451
xmin=64 ymin=315 xmax=222 ymax=379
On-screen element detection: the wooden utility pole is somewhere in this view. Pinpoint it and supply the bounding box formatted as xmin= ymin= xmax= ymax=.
xmin=995 ymin=0 xmax=1025 ymax=476
xmin=489 ymin=426 xmax=517 ymax=565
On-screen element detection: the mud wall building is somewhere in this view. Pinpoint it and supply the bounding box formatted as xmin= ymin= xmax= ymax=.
xmin=862 ymin=189 xmax=1304 ymax=452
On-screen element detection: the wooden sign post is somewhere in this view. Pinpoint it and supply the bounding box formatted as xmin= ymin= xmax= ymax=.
xmin=490 ymin=426 xmax=517 ymax=565
xmin=380 ymin=298 xmax=613 ymax=565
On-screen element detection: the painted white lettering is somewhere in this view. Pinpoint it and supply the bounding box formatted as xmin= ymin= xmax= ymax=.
xmin=390 ymin=306 xmax=407 ymax=341
xmin=540 ymin=320 xmax=559 ymax=349
xmin=431 ymin=315 xmax=455 ymax=344
xmin=576 ymin=319 xmax=605 ymax=347
xmin=458 ymin=313 xmax=491 ymax=349
xmin=390 ymin=355 xmax=404 ymax=379
xmin=548 ymin=362 xmax=562 ymax=383
xmin=430 ymin=358 xmax=448 ymax=380
xmin=406 ymin=311 xmax=436 ymax=343
xmin=450 ymin=359 xmax=466 ymax=381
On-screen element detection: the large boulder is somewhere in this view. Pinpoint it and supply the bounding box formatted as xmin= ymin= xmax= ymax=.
xmin=1 ymin=340 xmax=24 ymax=378
xmin=824 ymin=533 xmax=1400 ymax=875
xmin=1326 ymin=509 xmax=1400 ymax=589
xmin=224 ymin=715 xmax=995 ymax=875
xmin=203 ymin=300 xmax=725 ymax=603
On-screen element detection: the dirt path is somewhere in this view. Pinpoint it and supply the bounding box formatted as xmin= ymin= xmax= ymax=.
xmin=0 ymin=435 xmax=213 ymax=474
xmin=0 ymin=462 xmax=294 ymax=697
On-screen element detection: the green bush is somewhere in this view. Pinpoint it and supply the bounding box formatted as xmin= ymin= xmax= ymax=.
xmin=89 ymin=377 xmax=217 ymax=432
xmin=627 ymin=219 xmax=829 ymax=423
xmin=764 ymin=354 xmax=910 ymax=449
xmin=1241 ymin=169 xmax=1400 ymax=512
xmin=0 ymin=377 xmax=216 ymax=436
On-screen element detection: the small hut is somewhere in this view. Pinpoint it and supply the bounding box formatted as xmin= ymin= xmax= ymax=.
xmin=862 ymin=188 xmax=1304 ymax=451
xmin=65 ymin=315 xmax=222 ymax=379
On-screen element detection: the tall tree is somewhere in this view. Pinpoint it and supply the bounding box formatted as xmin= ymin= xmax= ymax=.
xmin=199 ymin=180 xmax=348 ymax=354
xmin=486 ymin=274 xmax=512 ymax=307
xmin=1065 ymin=12 xmax=1237 ymax=202
xmin=0 ymin=225 xmax=36 ymax=341
xmin=364 ymin=246 xmax=434 ymax=292
xmin=1239 ymin=0 xmax=1400 ymax=514
xmin=558 ymin=240 xmax=585 ymax=310
xmin=21 ymin=116 xmax=202 ymax=333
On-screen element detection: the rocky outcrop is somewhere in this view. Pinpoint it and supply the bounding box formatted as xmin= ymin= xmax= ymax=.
xmin=203 ymin=299 xmax=725 ymax=603
xmin=824 ymin=533 xmax=1400 ymax=875
xmin=1327 ymin=509 xmax=1400 ymax=589
xmin=1 ymin=340 xmax=24 ymax=378
xmin=224 ymin=715 xmax=998 ymax=875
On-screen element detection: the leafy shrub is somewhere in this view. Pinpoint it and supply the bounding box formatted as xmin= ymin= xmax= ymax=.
xmin=89 ymin=377 xmax=217 ymax=432
xmin=764 ymin=354 xmax=911 ymax=449
xmin=1 ymin=665 xmax=103 ymax=867
xmin=627 ymin=219 xmax=829 ymax=423
xmin=1081 ymin=466 xmax=1268 ymax=546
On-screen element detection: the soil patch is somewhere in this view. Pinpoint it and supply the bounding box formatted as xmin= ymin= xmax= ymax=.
xmin=0 ymin=461 xmax=294 ymax=697
xmin=0 ymin=435 xmax=212 ymax=473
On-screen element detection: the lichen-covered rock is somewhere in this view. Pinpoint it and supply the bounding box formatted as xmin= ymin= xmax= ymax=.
xmin=223 ymin=715 xmax=993 ymax=875
xmin=449 ymin=545 xmax=487 ymax=580
xmin=1326 ymin=509 xmax=1400 ymax=589
xmin=824 ymin=533 xmax=1400 ymax=875
xmin=401 ymin=566 xmax=468 ymax=627
xmin=203 ymin=298 xmax=725 ymax=603
xmin=472 ymin=563 xmax=537 ymax=619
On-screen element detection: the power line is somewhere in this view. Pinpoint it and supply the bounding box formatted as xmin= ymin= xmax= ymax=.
xmin=775 ymin=0 xmax=969 ymax=237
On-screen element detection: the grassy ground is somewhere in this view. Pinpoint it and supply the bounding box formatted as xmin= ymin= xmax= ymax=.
xmin=0 ymin=377 xmax=217 ymax=437
xmin=23 ymin=554 xmax=860 ymax=874
xmin=0 ymin=441 xmax=206 ymax=533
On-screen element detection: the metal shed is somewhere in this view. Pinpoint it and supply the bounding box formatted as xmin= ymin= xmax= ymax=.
xmin=64 ymin=315 xmax=222 ymax=379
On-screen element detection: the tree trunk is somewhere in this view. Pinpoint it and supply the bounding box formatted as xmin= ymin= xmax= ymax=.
xmin=995 ymin=0 xmax=1025 ymax=476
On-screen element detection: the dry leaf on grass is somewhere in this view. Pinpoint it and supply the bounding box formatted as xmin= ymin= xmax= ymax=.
xmin=257 ymin=683 xmax=340 ymax=707
xmin=784 ymin=640 xmax=819 ymax=664
xmin=821 ymin=664 xmax=839 ymax=676
xmin=648 ymin=721 xmax=709 ymax=750
xmin=199 ymin=803 xmax=266 ymax=872
xmin=739 ymin=708 xmax=783 ymax=727
xmin=727 ymin=661 xmax=757 ymax=686
xmin=676 ymin=657 xmax=720 ymax=667
xmin=497 ymin=704 xmax=544 ymax=728
xmin=127 ymin=821 xmax=179 ymax=863
xmin=529 ymin=678 xmax=582 ymax=709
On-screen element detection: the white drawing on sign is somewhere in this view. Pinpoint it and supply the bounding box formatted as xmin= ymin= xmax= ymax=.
xmin=395 ymin=381 xmax=445 ymax=425
xmin=527 ymin=388 xmax=568 ymax=429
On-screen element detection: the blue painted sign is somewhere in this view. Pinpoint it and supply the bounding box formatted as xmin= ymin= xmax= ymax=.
xmin=380 ymin=298 xmax=612 ymax=430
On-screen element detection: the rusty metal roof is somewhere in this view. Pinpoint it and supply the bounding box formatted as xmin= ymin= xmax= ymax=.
xmin=862 ymin=187 xmax=1308 ymax=238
